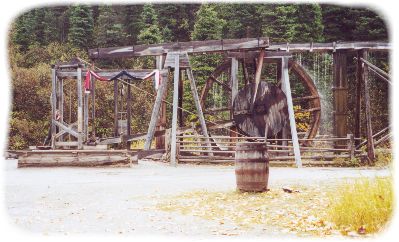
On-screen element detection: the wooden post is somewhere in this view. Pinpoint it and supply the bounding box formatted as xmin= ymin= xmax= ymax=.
xmin=83 ymin=92 xmax=89 ymax=141
xmin=362 ymin=52 xmax=375 ymax=163
xmin=230 ymin=57 xmax=239 ymax=149
xmin=186 ymin=67 xmax=214 ymax=157
xmin=170 ymin=54 xmax=180 ymax=166
xmin=127 ymin=79 xmax=132 ymax=150
xmin=77 ymin=67 xmax=83 ymax=149
xmin=332 ymin=51 xmax=348 ymax=149
xmin=354 ymin=50 xmax=363 ymax=146
xmin=51 ymin=67 xmax=57 ymax=148
xmin=114 ymin=79 xmax=118 ymax=138
xmin=91 ymin=74 xmax=96 ymax=137
xmin=250 ymin=49 xmax=265 ymax=112
xmin=347 ymin=134 xmax=355 ymax=159
xmin=155 ymin=55 xmax=166 ymax=149
xmin=242 ymin=59 xmax=249 ymax=85
xmin=281 ymin=56 xmax=302 ymax=168
xmin=58 ymin=78 xmax=64 ymax=142
xmin=178 ymin=69 xmax=184 ymax=127
xmin=144 ymin=73 xmax=169 ymax=150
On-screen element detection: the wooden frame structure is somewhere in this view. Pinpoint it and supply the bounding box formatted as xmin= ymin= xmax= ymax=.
xmin=40 ymin=38 xmax=391 ymax=167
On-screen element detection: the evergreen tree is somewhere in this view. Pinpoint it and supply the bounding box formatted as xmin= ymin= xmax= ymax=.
xmin=93 ymin=5 xmax=127 ymax=47
xmin=353 ymin=7 xmax=388 ymax=41
xmin=260 ymin=4 xmax=299 ymax=42
xmin=67 ymin=5 xmax=94 ymax=49
xmin=217 ymin=4 xmax=262 ymax=39
xmin=321 ymin=5 xmax=357 ymax=41
xmin=13 ymin=10 xmax=36 ymax=50
xmin=123 ymin=5 xmax=143 ymax=44
xmin=137 ymin=4 xmax=162 ymax=44
xmin=156 ymin=4 xmax=199 ymax=42
xmin=295 ymin=4 xmax=324 ymax=42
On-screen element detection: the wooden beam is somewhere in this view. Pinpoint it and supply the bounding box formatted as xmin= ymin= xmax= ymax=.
xmin=89 ymin=40 xmax=390 ymax=59
xmin=281 ymin=56 xmax=302 ymax=168
xmin=51 ymin=68 xmax=57 ymax=149
xmin=89 ymin=38 xmax=270 ymax=59
xmin=127 ymin=79 xmax=132 ymax=150
xmin=77 ymin=67 xmax=83 ymax=149
xmin=53 ymin=120 xmax=79 ymax=138
xmin=186 ymin=65 xmax=213 ymax=157
xmin=268 ymin=41 xmax=390 ymax=52
xmin=144 ymin=72 xmax=169 ymax=150
xmin=58 ymin=78 xmax=64 ymax=142
xmin=250 ymin=49 xmax=265 ymax=112
xmin=170 ymin=54 xmax=180 ymax=166
xmin=91 ymin=74 xmax=96 ymax=137
xmin=83 ymin=93 xmax=89 ymax=141
xmin=178 ymin=70 xmax=184 ymax=127
xmin=362 ymin=52 xmax=376 ymax=163
xmin=113 ymin=79 xmax=118 ymax=138
xmin=155 ymin=55 xmax=166 ymax=149
xmin=56 ymin=69 xmax=168 ymax=79
xmin=332 ymin=51 xmax=348 ymax=148
xmin=354 ymin=50 xmax=364 ymax=145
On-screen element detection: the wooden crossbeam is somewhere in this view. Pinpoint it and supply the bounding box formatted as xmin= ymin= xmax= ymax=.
xmin=89 ymin=40 xmax=389 ymax=59
xmin=89 ymin=38 xmax=270 ymax=59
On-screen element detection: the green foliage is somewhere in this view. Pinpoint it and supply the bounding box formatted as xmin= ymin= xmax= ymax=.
xmin=123 ymin=5 xmax=143 ymax=44
xmin=67 ymin=5 xmax=94 ymax=49
xmin=137 ymin=4 xmax=163 ymax=45
xmin=94 ymin=5 xmax=127 ymax=47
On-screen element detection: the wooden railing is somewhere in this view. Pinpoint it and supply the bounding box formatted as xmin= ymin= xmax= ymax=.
xmin=176 ymin=134 xmax=365 ymax=164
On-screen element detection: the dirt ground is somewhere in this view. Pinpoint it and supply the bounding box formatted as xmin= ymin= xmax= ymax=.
xmin=4 ymin=158 xmax=390 ymax=238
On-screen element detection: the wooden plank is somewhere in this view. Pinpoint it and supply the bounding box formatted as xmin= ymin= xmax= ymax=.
xmin=51 ymin=68 xmax=57 ymax=149
xmin=77 ymin=67 xmax=83 ymax=149
xmin=58 ymin=78 xmax=64 ymax=142
xmin=89 ymin=38 xmax=270 ymax=59
xmin=127 ymin=79 xmax=132 ymax=149
xmin=91 ymin=74 xmax=96 ymax=136
xmin=332 ymin=51 xmax=348 ymax=148
xmin=268 ymin=41 xmax=390 ymax=52
xmin=144 ymin=72 xmax=169 ymax=150
xmin=186 ymin=56 xmax=213 ymax=157
xmin=230 ymin=57 xmax=239 ymax=106
xmin=250 ymin=49 xmax=265 ymax=112
xmin=170 ymin=54 xmax=180 ymax=166
xmin=89 ymin=40 xmax=391 ymax=59
xmin=56 ymin=69 xmax=168 ymax=78
xmin=114 ymin=79 xmax=118 ymax=137
xmin=281 ymin=56 xmax=302 ymax=168
xmin=354 ymin=50 xmax=363 ymax=145
xmin=155 ymin=55 xmax=166 ymax=149
xmin=362 ymin=52 xmax=376 ymax=163
xmin=53 ymin=120 xmax=79 ymax=138
xmin=83 ymin=93 xmax=89 ymax=141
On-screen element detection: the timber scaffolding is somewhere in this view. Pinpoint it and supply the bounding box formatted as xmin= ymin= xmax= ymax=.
xmin=17 ymin=37 xmax=391 ymax=167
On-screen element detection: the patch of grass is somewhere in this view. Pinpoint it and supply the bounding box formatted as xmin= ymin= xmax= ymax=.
xmin=327 ymin=177 xmax=393 ymax=234
xmin=374 ymin=149 xmax=392 ymax=167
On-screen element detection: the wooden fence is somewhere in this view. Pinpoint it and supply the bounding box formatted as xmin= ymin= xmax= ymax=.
xmin=176 ymin=134 xmax=366 ymax=164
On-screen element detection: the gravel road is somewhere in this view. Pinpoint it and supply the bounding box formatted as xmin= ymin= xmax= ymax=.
xmin=4 ymin=158 xmax=390 ymax=238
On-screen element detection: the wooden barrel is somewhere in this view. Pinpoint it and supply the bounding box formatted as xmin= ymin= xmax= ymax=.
xmin=235 ymin=142 xmax=269 ymax=192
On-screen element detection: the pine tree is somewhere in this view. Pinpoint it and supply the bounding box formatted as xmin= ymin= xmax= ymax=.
xmin=93 ymin=5 xmax=127 ymax=47
xmin=156 ymin=4 xmax=199 ymax=42
xmin=260 ymin=4 xmax=299 ymax=43
xmin=122 ymin=5 xmax=143 ymax=44
xmin=67 ymin=5 xmax=94 ymax=49
xmin=13 ymin=10 xmax=36 ymax=50
xmin=295 ymin=4 xmax=324 ymax=42
xmin=137 ymin=4 xmax=162 ymax=44
xmin=321 ymin=5 xmax=357 ymax=41
xmin=353 ymin=7 xmax=388 ymax=41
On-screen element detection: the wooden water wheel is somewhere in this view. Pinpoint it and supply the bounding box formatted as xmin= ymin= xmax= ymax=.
xmin=199 ymin=56 xmax=321 ymax=140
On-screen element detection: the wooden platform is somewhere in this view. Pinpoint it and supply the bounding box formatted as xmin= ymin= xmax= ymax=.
xmin=17 ymin=150 xmax=138 ymax=168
